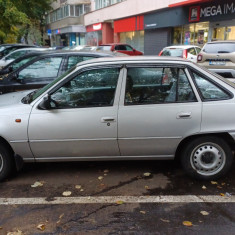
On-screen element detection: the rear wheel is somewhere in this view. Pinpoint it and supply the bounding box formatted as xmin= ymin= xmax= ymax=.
xmin=0 ymin=144 xmax=15 ymax=182
xmin=181 ymin=136 xmax=234 ymax=180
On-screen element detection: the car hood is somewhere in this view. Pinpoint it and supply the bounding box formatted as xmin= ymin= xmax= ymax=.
xmin=0 ymin=90 xmax=32 ymax=107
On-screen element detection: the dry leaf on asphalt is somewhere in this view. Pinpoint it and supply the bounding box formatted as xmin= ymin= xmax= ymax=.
xmin=7 ymin=230 xmax=24 ymax=235
xmin=59 ymin=213 xmax=64 ymax=219
xmin=104 ymin=174 xmax=107 ymax=176
xmin=116 ymin=200 xmax=124 ymax=205
xmin=80 ymin=189 xmax=84 ymax=192
xmin=217 ymin=186 xmax=223 ymax=189
xmin=0 ymin=226 xmax=2 ymax=229
xmin=62 ymin=191 xmax=72 ymax=196
xmin=143 ymin=172 xmax=151 ymax=177
xmin=145 ymin=186 xmax=149 ymax=190
xmin=220 ymin=193 xmax=225 ymax=197
xmin=104 ymin=169 xmax=109 ymax=173
xmin=160 ymin=218 xmax=170 ymax=223
xmin=98 ymin=176 xmax=104 ymax=180
xmin=221 ymin=182 xmax=226 ymax=186
xmin=202 ymin=185 xmax=207 ymax=190
xmin=140 ymin=211 xmax=146 ymax=214
xmin=37 ymin=223 xmax=45 ymax=231
xmin=31 ymin=181 xmax=43 ymax=188
xmin=183 ymin=221 xmax=193 ymax=227
xmin=211 ymin=181 xmax=218 ymax=185
xmin=200 ymin=211 xmax=209 ymax=216
xmin=75 ymin=185 xmax=82 ymax=189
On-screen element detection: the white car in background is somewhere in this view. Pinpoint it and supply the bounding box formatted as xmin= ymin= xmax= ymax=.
xmin=0 ymin=47 xmax=48 ymax=68
xmin=159 ymin=45 xmax=201 ymax=63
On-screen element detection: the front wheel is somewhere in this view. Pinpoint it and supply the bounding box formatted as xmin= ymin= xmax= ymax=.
xmin=181 ymin=136 xmax=234 ymax=180
xmin=0 ymin=144 xmax=15 ymax=182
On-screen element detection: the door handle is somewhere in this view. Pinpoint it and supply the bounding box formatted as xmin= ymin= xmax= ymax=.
xmin=177 ymin=112 xmax=192 ymax=119
xmin=101 ymin=117 xmax=115 ymax=122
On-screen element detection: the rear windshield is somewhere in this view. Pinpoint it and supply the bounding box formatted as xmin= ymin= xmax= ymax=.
xmin=162 ymin=49 xmax=183 ymax=57
xmin=97 ymin=46 xmax=112 ymax=51
xmin=203 ymin=43 xmax=235 ymax=53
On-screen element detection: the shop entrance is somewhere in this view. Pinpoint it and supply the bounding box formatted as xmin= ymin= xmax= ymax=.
xmin=212 ymin=26 xmax=235 ymax=41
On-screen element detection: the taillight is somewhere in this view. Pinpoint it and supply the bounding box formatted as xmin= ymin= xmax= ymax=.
xmin=183 ymin=49 xmax=188 ymax=59
xmin=197 ymin=54 xmax=203 ymax=62
xmin=159 ymin=50 xmax=163 ymax=56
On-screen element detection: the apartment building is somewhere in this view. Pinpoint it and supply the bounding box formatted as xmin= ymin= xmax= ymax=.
xmin=46 ymin=0 xmax=91 ymax=47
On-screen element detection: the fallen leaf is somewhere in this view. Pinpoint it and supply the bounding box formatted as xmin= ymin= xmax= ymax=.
xmin=100 ymin=183 xmax=105 ymax=187
xmin=116 ymin=200 xmax=124 ymax=205
xmin=75 ymin=185 xmax=82 ymax=189
xmin=80 ymin=189 xmax=84 ymax=192
xmin=37 ymin=224 xmax=45 ymax=231
xmin=7 ymin=230 xmax=24 ymax=235
xmin=31 ymin=181 xmax=43 ymax=188
xmin=221 ymin=182 xmax=226 ymax=186
xmin=140 ymin=211 xmax=146 ymax=214
xmin=0 ymin=226 xmax=2 ymax=229
xmin=143 ymin=172 xmax=151 ymax=177
xmin=160 ymin=218 xmax=170 ymax=223
xmin=220 ymin=193 xmax=225 ymax=197
xmin=202 ymin=185 xmax=207 ymax=190
xmin=183 ymin=221 xmax=193 ymax=227
xmin=104 ymin=174 xmax=107 ymax=176
xmin=211 ymin=181 xmax=218 ymax=185
xmin=62 ymin=191 xmax=72 ymax=196
xmin=98 ymin=176 xmax=104 ymax=180
xmin=104 ymin=169 xmax=109 ymax=173
xmin=145 ymin=186 xmax=149 ymax=190
xmin=200 ymin=211 xmax=209 ymax=216
xmin=217 ymin=186 xmax=223 ymax=189
xmin=59 ymin=213 xmax=64 ymax=219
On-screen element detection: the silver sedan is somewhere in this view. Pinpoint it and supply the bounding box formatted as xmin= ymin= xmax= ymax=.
xmin=0 ymin=56 xmax=234 ymax=181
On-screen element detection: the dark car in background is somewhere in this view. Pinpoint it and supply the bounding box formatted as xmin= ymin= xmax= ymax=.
xmin=0 ymin=50 xmax=124 ymax=93
xmin=97 ymin=43 xmax=143 ymax=56
xmin=0 ymin=44 xmax=37 ymax=59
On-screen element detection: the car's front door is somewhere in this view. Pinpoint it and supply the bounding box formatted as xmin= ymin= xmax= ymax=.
xmin=28 ymin=66 xmax=123 ymax=160
xmin=118 ymin=65 xmax=202 ymax=157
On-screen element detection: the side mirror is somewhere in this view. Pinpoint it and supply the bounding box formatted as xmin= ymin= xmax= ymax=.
xmin=38 ymin=95 xmax=52 ymax=110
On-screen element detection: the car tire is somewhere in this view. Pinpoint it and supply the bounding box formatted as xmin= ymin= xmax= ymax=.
xmin=0 ymin=144 xmax=15 ymax=182
xmin=181 ymin=136 xmax=234 ymax=180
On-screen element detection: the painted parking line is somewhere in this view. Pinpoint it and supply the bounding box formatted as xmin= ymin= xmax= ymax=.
xmin=0 ymin=195 xmax=234 ymax=205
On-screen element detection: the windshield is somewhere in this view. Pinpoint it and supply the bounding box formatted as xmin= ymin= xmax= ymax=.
xmin=22 ymin=66 xmax=77 ymax=104
xmin=0 ymin=46 xmax=7 ymax=52
xmin=162 ymin=48 xmax=183 ymax=57
xmin=203 ymin=43 xmax=235 ymax=53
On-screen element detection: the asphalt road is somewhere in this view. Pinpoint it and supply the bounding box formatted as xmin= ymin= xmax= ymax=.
xmin=0 ymin=160 xmax=234 ymax=234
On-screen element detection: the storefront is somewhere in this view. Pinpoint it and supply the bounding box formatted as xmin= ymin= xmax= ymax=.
xmin=114 ymin=15 xmax=144 ymax=52
xmin=144 ymin=0 xmax=235 ymax=55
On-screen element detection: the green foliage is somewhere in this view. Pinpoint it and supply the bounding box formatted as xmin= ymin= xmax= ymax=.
xmin=0 ymin=0 xmax=53 ymax=43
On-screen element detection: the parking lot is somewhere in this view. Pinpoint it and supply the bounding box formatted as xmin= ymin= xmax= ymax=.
xmin=0 ymin=160 xmax=234 ymax=234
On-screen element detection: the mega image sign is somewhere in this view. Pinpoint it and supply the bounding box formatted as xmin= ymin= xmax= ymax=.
xmin=189 ymin=1 xmax=235 ymax=22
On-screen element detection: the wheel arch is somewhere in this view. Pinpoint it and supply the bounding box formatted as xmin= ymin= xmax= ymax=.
xmin=175 ymin=132 xmax=235 ymax=161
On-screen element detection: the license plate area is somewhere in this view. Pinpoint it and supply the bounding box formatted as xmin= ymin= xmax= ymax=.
xmin=209 ymin=61 xmax=226 ymax=65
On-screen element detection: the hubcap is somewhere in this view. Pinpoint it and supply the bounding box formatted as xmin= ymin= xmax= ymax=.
xmin=0 ymin=154 xmax=3 ymax=173
xmin=190 ymin=142 xmax=226 ymax=176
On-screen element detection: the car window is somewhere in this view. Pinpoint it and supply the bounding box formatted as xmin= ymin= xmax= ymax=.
xmin=125 ymin=67 xmax=196 ymax=105
xmin=192 ymin=71 xmax=230 ymax=100
xmin=195 ymin=47 xmax=201 ymax=54
xmin=203 ymin=43 xmax=235 ymax=53
xmin=6 ymin=50 xmax=28 ymax=60
xmin=11 ymin=56 xmax=37 ymax=70
xmin=18 ymin=57 xmax=63 ymax=80
xmin=115 ymin=45 xmax=126 ymax=51
xmin=67 ymin=56 xmax=96 ymax=69
xmin=50 ymin=68 xmax=120 ymax=109
xmin=187 ymin=48 xmax=196 ymax=55
xmin=162 ymin=49 xmax=183 ymax=57
xmin=125 ymin=45 xmax=133 ymax=51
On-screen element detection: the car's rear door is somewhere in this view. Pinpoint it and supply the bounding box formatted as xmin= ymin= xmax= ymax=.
xmin=28 ymin=65 xmax=123 ymax=159
xmin=117 ymin=63 xmax=202 ymax=157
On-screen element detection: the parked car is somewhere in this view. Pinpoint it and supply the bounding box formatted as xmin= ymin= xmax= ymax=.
xmin=197 ymin=41 xmax=235 ymax=78
xmin=0 ymin=47 xmax=48 ymax=68
xmin=159 ymin=45 xmax=201 ymax=63
xmin=0 ymin=44 xmax=36 ymax=59
xmin=0 ymin=56 xmax=235 ymax=181
xmin=97 ymin=43 xmax=143 ymax=55
xmin=0 ymin=50 xmax=124 ymax=93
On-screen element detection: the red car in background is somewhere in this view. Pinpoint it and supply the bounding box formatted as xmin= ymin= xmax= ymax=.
xmin=97 ymin=43 xmax=143 ymax=56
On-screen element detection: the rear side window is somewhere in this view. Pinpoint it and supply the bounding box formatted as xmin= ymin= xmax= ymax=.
xmin=187 ymin=48 xmax=196 ymax=55
xmin=192 ymin=71 xmax=231 ymax=100
xmin=203 ymin=43 xmax=235 ymax=53
xmin=162 ymin=49 xmax=183 ymax=57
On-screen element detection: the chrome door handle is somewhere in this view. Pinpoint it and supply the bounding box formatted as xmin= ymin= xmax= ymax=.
xmin=177 ymin=112 xmax=192 ymax=119
xmin=101 ymin=117 xmax=115 ymax=122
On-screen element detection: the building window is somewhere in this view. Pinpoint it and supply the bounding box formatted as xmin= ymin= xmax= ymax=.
xmin=95 ymin=0 xmax=123 ymax=10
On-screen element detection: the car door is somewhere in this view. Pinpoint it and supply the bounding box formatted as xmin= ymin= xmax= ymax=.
xmin=187 ymin=48 xmax=197 ymax=62
xmin=28 ymin=66 xmax=123 ymax=159
xmin=118 ymin=64 xmax=202 ymax=157
xmin=9 ymin=56 xmax=64 ymax=91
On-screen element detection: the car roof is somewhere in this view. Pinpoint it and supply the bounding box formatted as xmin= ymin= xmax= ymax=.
xmin=76 ymin=56 xmax=189 ymax=67
xmin=206 ymin=40 xmax=235 ymax=44
xmin=164 ymin=45 xmax=199 ymax=49
xmin=99 ymin=43 xmax=130 ymax=46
